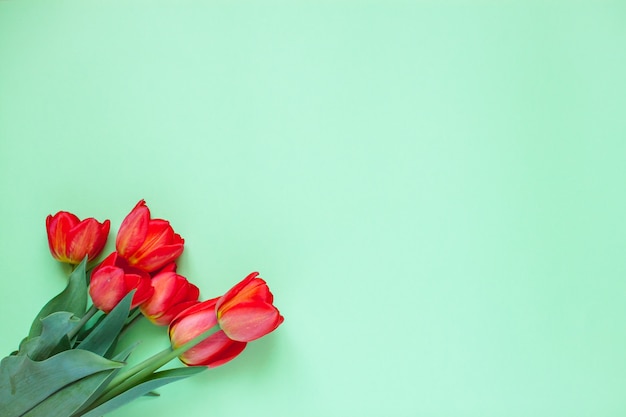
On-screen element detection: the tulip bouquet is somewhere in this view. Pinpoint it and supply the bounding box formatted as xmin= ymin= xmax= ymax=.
xmin=0 ymin=200 xmax=283 ymax=417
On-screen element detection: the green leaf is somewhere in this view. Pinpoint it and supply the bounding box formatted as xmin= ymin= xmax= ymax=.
xmin=78 ymin=291 xmax=134 ymax=357
xmin=22 ymin=345 xmax=138 ymax=417
xmin=22 ymin=369 xmax=117 ymax=417
xmin=28 ymin=258 xmax=88 ymax=339
xmin=73 ymin=343 xmax=139 ymax=416
xmin=19 ymin=312 xmax=77 ymax=360
xmin=80 ymin=367 xmax=207 ymax=417
xmin=74 ymin=310 xmax=106 ymax=343
xmin=0 ymin=349 xmax=124 ymax=417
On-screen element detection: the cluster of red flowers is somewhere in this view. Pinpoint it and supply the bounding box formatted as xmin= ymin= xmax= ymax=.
xmin=45 ymin=199 xmax=283 ymax=367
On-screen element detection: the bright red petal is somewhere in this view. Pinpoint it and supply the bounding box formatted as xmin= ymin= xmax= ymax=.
xmin=66 ymin=218 xmax=100 ymax=262
xmin=46 ymin=212 xmax=80 ymax=262
xmin=89 ymin=266 xmax=127 ymax=313
xmin=216 ymin=274 xmax=273 ymax=317
xmin=218 ymin=301 xmax=283 ymax=342
xmin=116 ymin=200 xmax=149 ymax=258
xmin=131 ymin=243 xmax=184 ymax=272
xmin=169 ymin=298 xmax=219 ymax=345
xmin=179 ymin=330 xmax=247 ymax=367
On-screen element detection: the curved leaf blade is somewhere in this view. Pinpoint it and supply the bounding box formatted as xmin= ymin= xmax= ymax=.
xmin=22 ymin=345 xmax=137 ymax=417
xmin=19 ymin=312 xmax=77 ymax=360
xmin=29 ymin=258 xmax=88 ymax=339
xmin=80 ymin=367 xmax=206 ymax=417
xmin=78 ymin=291 xmax=133 ymax=356
xmin=22 ymin=369 xmax=117 ymax=417
xmin=0 ymin=349 xmax=123 ymax=417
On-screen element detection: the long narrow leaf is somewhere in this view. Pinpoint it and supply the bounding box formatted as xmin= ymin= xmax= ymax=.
xmin=22 ymin=369 xmax=117 ymax=417
xmin=71 ymin=343 xmax=139 ymax=416
xmin=22 ymin=345 xmax=138 ymax=417
xmin=78 ymin=291 xmax=133 ymax=356
xmin=0 ymin=349 xmax=123 ymax=417
xmin=29 ymin=259 xmax=88 ymax=339
xmin=80 ymin=367 xmax=207 ymax=417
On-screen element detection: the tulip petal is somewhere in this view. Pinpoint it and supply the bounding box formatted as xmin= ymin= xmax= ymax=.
xmin=185 ymin=284 xmax=200 ymax=304
xmin=150 ymin=300 xmax=198 ymax=326
xmin=172 ymin=297 xmax=218 ymax=322
xmin=89 ymin=263 xmax=153 ymax=313
xmin=67 ymin=218 xmax=110 ymax=263
xmin=218 ymin=302 xmax=284 ymax=342
xmin=216 ymin=273 xmax=273 ymax=316
xmin=127 ymin=274 xmax=154 ymax=308
xmin=169 ymin=300 xmax=219 ymax=347
xmin=116 ymin=200 xmax=150 ymax=258
xmin=140 ymin=272 xmax=179 ymax=317
xmin=179 ymin=330 xmax=247 ymax=367
xmin=131 ymin=244 xmax=184 ymax=272
xmin=89 ymin=266 xmax=128 ymax=313
xmin=216 ymin=273 xmax=257 ymax=309
xmin=155 ymin=262 xmax=178 ymax=274
xmin=46 ymin=212 xmax=80 ymax=262
xmin=136 ymin=219 xmax=175 ymax=254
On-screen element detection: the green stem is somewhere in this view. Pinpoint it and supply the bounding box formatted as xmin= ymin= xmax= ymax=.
xmin=68 ymin=305 xmax=98 ymax=340
xmin=93 ymin=324 xmax=221 ymax=407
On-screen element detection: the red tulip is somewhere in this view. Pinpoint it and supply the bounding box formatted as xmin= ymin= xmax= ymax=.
xmin=46 ymin=211 xmax=110 ymax=264
xmin=140 ymin=270 xmax=200 ymax=326
xmin=116 ymin=200 xmax=184 ymax=273
xmin=169 ymin=298 xmax=247 ymax=367
xmin=168 ymin=273 xmax=282 ymax=367
xmin=89 ymin=252 xmax=154 ymax=313
xmin=216 ymin=272 xmax=284 ymax=342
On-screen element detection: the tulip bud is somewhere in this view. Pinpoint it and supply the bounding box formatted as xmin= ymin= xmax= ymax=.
xmin=169 ymin=298 xmax=247 ymax=367
xmin=168 ymin=272 xmax=283 ymax=367
xmin=46 ymin=211 xmax=110 ymax=264
xmin=216 ymin=272 xmax=284 ymax=342
xmin=140 ymin=271 xmax=200 ymax=326
xmin=116 ymin=200 xmax=184 ymax=273
xmin=89 ymin=252 xmax=154 ymax=313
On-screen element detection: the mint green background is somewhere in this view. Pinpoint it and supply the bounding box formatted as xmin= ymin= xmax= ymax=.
xmin=1 ymin=2 xmax=626 ymax=416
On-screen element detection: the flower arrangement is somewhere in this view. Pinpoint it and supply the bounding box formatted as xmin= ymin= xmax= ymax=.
xmin=0 ymin=200 xmax=283 ymax=417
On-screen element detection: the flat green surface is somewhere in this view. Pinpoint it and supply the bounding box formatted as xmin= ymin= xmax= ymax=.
xmin=1 ymin=2 xmax=626 ymax=416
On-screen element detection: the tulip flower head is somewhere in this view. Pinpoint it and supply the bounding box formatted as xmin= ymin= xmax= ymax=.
xmin=140 ymin=269 xmax=200 ymax=326
xmin=169 ymin=298 xmax=247 ymax=367
xmin=216 ymin=272 xmax=284 ymax=342
xmin=116 ymin=200 xmax=184 ymax=273
xmin=89 ymin=252 xmax=154 ymax=313
xmin=46 ymin=211 xmax=110 ymax=264
xmin=168 ymin=272 xmax=283 ymax=367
